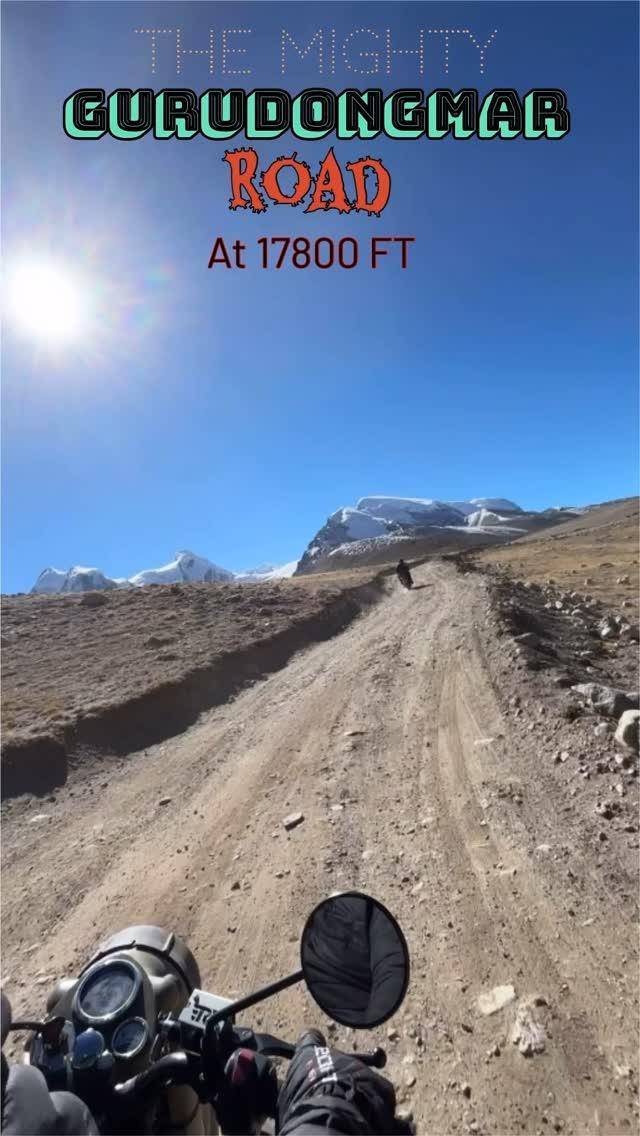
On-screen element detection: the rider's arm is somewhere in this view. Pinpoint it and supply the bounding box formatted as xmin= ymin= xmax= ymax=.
xmin=2 ymin=1059 xmax=99 ymax=1136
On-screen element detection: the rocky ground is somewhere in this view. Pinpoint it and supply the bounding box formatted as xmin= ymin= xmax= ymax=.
xmin=0 ymin=569 xmax=381 ymax=798
xmin=2 ymin=549 xmax=638 ymax=1135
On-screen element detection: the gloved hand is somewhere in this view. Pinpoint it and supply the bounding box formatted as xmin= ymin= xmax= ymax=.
xmin=277 ymin=1030 xmax=398 ymax=1135
xmin=2 ymin=1061 xmax=99 ymax=1135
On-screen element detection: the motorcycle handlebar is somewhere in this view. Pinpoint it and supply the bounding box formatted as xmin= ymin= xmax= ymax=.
xmin=254 ymin=1033 xmax=387 ymax=1069
xmin=112 ymin=1031 xmax=387 ymax=1103
xmin=113 ymin=1052 xmax=192 ymax=1100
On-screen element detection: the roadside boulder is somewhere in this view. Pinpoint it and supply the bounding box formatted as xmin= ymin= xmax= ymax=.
xmin=571 ymin=683 xmax=639 ymax=719
xmin=615 ymin=710 xmax=640 ymax=753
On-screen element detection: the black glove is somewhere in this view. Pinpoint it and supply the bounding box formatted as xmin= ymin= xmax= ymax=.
xmin=277 ymin=1030 xmax=397 ymax=1135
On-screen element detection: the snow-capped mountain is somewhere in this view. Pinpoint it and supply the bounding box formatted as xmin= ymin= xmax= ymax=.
xmin=31 ymin=566 xmax=122 ymax=594
xmin=129 ymin=551 xmax=232 ymax=587
xmin=357 ymin=497 xmax=466 ymax=528
xmin=236 ymin=561 xmax=299 ymax=581
xmin=30 ymin=551 xmax=299 ymax=594
xmin=468 ymin=497 xmax=522 ymax=514
xmin=32 ymin=550 xmax=233 ymax=594
xmin=297 ymin=494 xmax=526 ymax=571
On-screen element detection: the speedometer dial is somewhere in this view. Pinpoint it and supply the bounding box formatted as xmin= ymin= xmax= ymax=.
xmin=74 ymin=960 xmax=140 ymax=1024
xmin=112 ymin=1017 xmax=149 ymax=1059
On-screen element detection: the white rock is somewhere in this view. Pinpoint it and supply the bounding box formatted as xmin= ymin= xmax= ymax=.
xmin=28 ymin=814 xmax=51 ymax=824
xmin=510 ymin=997 xmax=548 ymax=1056
xmin=283 ymin=812 xmax=305 ymax=831
xmin=615 ymin=710 xmax=640 ymax=753
xmin=599 ymin=616 xmax=619 ymax=640
xmin=477 ymin=984 xmax=516 ymax=1015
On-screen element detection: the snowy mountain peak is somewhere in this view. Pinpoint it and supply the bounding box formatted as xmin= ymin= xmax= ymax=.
xmin=125 ymin=551 xmax=233 ymax=587
xmin=31 ymin=566 xmax=120 ymax=594
xmin=30 ymin=551 xmax=295 ymax=594
xmin=468 ymin=497 xmax=522 ymax=513
xmin=298 ymin=492 xmax=525 ymax=570
xmin=356 ymin=497 xmax=464 ymax=527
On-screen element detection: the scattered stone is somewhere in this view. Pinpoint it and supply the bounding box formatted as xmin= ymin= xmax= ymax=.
xmin=28 ymin=814 xmax=50 ymax=824
xmin=461 ymin=1082 xmax=472 ymax=1098
xmin=617 ymin=575 xmax=630 ymax=585
xmin=511 ymin=996 xmax=548 ymax=1056
xmin=396 ymin=1110 xmax=414 ymax=1127
xmin=158 ymin=797 xmax=172 ymax=807
xmin=477 ymin=984 xmax=516 ymax=1016
xmin=615 ymin=710 xmax=640 ymax=753
xmin=571 ymin=684 xmax=638 ymax=719
xmin=231 ymin=880 xmax=241 ymax=891
xmin=283 ymin=812 xmax=305 ymax=832
xmin=473 ymin=737 xmax=495 ymax=747
xmin=620 ymin=623 xmax=640 ymax=641
xmin=553 ymin=750 xmax=569 ymax=764
xmin=361 ymin=849 xmax=375 ymax=861
xmin=343 ymin=729 xmax=365 ymax=737
xmin=404 ymin=1072 xmax=416 ymax=1088
xmin=594 ymin=800 xmax=618 ymax=820
xmin=35 ymin=975 xmax=54 ymax=986
xmin=536 ymin=843 xmax=552 ymax=855
xmin=598 ymin=616 xmax=618 ymax=641
xmin=387 ymin=1027 xmax=399 ymax=1041
xmin=593 ymin=723 xmax=610 ymax=738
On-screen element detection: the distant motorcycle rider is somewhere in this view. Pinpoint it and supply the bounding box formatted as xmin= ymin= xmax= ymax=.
xmin=396 ymin=559 xmax=413 ymax=589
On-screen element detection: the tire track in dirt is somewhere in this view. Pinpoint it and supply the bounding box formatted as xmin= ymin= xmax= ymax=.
xmin=2 ymin=563 xmax=637 ymax=1134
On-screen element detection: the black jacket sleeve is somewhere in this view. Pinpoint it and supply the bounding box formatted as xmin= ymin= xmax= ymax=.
xmin=278 ymin=1039 xmax=397 ymax=1136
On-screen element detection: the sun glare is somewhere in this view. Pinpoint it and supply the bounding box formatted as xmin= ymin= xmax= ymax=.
xmin=7 ymin=261 xmax=87 ymax=344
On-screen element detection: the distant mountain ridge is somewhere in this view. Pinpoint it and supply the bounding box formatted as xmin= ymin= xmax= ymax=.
xmin=28 ymin=493 xmax=586 ymax=594
xmin=30 ymin=551 xmax=299 ymax=595
xmin=297 ymin=495 xmax=528 ymax=571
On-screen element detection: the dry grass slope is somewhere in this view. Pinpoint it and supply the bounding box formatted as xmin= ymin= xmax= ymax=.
xmin=477 ymin=497 xmax=639 ymax=615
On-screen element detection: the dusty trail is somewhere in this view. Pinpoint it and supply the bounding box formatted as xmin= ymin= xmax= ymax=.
xmin=2 ymin=563 xmax=637 ymax=1134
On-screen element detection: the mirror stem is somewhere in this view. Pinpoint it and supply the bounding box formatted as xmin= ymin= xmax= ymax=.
xmin=207 ymin=970 xmax=304 ymax=1025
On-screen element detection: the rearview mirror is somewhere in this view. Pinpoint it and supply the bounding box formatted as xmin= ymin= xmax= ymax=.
xmin=300 ymin=892 xmax=410 ymax=1028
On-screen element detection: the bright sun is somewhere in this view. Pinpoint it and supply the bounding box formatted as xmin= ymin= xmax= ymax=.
xmin=7 ymin=261 xmax=87 ymax=344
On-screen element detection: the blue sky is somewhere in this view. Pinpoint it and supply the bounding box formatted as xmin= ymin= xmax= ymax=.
xmin=2 ymin=1 xmax=638 ymax=592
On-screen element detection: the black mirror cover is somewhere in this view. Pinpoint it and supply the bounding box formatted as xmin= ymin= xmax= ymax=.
xmin=300 ymin=891 xmax=410 ymax=1028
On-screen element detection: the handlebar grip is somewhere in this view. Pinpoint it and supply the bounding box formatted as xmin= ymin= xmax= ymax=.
xmin=114 ymin=1052 xmax=191 ymax=1099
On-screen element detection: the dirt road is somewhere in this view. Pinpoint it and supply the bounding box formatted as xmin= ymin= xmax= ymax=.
xmin=2 ymin=563 xmax=638 ymax=1134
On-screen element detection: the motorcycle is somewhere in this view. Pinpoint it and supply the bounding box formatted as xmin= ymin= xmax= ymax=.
xmin=397 ymin=568 xmax=413 ymax=590
xmin=4 ymin=891 xmax=411 ymax=1135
